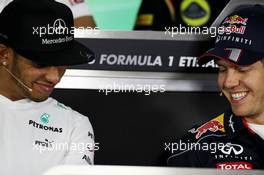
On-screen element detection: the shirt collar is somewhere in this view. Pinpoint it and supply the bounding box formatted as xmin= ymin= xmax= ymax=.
xmin=224 ymin=109 xmax=248 ymax=139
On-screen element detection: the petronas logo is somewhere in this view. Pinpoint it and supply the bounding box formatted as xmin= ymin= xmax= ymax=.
xmin=40 ymin=113 xmax=50 ymax=124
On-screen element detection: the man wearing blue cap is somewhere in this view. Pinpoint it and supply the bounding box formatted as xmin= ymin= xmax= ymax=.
xmin=0 ymin=0 xmax=95 ymax=174
xmin=167 ymin=4 xmax=264 ymax=169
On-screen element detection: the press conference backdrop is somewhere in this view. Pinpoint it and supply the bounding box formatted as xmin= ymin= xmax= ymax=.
xmin=50 ymin=29 xmax=230 ymax=165
xmin=52 ymin=90 xmax=228 ymax=165
xmin=87 ymin=0 xmax=141 ymax=30
xmin=87 ymin=0 xmax=230 ymax=30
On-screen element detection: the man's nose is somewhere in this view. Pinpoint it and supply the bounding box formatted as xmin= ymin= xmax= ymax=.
xmin=223 ymin=70 xmax=240 ymax=89
xmin=45 ymin=66 xmax=64 ymax=84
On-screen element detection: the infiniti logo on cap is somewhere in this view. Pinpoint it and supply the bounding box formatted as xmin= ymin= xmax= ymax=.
xmin=32 ymin=18 xmax=75 ymax=38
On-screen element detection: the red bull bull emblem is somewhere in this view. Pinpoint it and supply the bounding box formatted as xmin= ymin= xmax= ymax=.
xmin=223 ymin=15 xmax=248 ymax=25
xmin=189 ymin=120 xmax=224 ymax=139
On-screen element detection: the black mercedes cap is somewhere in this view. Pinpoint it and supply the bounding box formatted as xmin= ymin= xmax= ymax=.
xmin=0 ymin=0 xmax=95 ymax=66
xmin=198 ymin=4 xmax=264 ymax=66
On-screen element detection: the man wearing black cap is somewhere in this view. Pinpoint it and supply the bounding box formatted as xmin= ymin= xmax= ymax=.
xmin=166 ymin=4 xmax=264 ymax=169
xmin=0 ymin=0 xmax=95 ymax=174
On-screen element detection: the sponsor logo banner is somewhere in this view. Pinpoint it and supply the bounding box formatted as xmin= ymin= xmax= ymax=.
xmin=70 ymin=39 xmax=218 ymax=73
xmin=217 ymin=162 xmax=253 ymax=170
xmin=189 ymin=120 xmax=224 ymax=139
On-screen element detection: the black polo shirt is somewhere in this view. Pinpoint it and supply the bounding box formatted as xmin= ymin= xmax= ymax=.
xmin=166 ymin=110 xmax=264 ymax=169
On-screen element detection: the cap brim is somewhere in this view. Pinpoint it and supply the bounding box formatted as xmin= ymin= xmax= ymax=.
xmin=198 ymin=47 xmax=263 ymax=66
xmin=15 ymin=40 xmax=95 ymax=66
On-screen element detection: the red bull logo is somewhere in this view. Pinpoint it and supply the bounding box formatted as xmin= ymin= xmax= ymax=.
xmin=221 ymin=25 xmax=246 ymax=35
xmin=189 ymin=120 xmax=224 ymax=139
xmin=223 ymin=15 xmax=248 ymax=25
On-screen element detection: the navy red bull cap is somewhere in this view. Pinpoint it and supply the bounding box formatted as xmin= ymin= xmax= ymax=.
xmin=198 ymin=4 xmax=264 ymax=66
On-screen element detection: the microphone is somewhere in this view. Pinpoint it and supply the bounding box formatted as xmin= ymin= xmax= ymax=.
xmin=2 ymin=66 xmax=33 ymax=92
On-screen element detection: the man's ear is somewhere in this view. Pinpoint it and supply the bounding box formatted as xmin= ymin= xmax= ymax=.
xmin=0 ymin=44 xmax=8 ymax=60
xmin=0 ymin=44 xmax=12 ymax=66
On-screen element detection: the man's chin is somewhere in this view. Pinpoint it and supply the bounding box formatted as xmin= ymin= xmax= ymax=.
xmin=232 ymin=107 xmax=249 ymax=117
xmin=29 ymin=95 xmax=49 ymax=102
